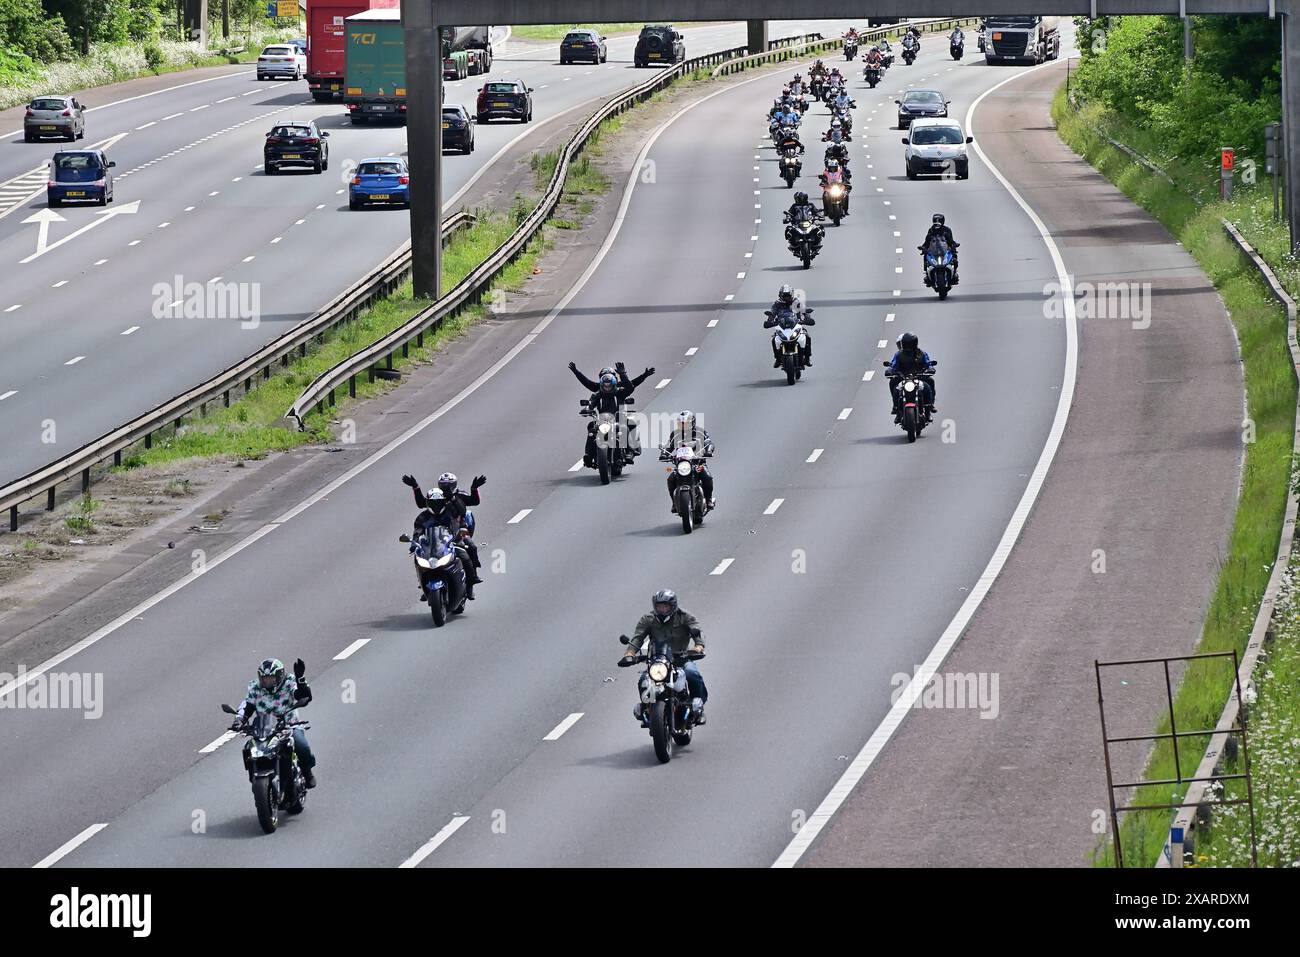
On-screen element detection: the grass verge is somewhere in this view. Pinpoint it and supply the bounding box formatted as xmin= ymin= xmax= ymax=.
xmin=1053 ymin=87 xmax=1297 ymax=867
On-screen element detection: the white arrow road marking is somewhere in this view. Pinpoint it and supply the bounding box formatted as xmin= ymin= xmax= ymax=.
xmin=20 ymin=200 xmax=140 ymax=263
xmin=20 ymin=208 xmax=64 ymax=255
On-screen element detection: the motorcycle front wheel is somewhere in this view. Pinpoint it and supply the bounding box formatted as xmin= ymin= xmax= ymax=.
xmin=431 ymin=587 xmax=448 ymax=627
xmin=650 ymin=701 xmax=674 ymax=763
xmin=596 ymin=445 xmax=610 ymax=485
xmin=784 ymin=354 xmax=798 ymax=385
xmin=253 ymin=777 xmax=279 ymax=833
xmin=677 ymin=487 xmax=694 ymax=534
xmin=904 ymin=406 xmax=919 ymax=443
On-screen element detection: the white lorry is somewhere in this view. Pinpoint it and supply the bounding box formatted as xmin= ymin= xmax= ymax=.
xmin=982 ymin=15 xmax=1061 ymax=64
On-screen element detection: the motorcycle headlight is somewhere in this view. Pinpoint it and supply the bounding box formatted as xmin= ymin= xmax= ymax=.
xmin=434 ymin=552 xmax=454 ymax=568
xmin=904 ymin=380 xmax=917 ymax=393
xmin=828 ymin=185 xmax=844 ymax=197
xmin=648 ymin=660 xmax=670 ymax=683
xmin=676 ymin=461 xmax=692 ymax=476
xmin=415 ymin=556 xmax=433 ymax=569
xmin=598 ymin=422 xmax=612 ymax=436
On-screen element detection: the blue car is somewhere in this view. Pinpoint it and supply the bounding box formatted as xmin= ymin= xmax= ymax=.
xmin=48 ymin=149 xmax=115 ymax=207
xmin=349 ymin=156 xmax=409 ymax=210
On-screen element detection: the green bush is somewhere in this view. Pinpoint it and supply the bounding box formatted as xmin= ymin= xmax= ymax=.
xmin=142 ymin=41 xmax=164 ymax=71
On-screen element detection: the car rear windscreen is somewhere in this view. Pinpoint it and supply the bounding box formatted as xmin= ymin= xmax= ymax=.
xmin=564 ymin=33 xmax=590 ymax=42
xmin=359 ymin=162 xmax=403 ymax=176
xmin=31 ymin=99 xmax=67 ymax=111
xmin=54 ymin=154 xmax=101 ymax=181
xmin=273 ymin=127 xmax=313 ymax=137
xmin=484 ymin=83 xmax=518 ymax=93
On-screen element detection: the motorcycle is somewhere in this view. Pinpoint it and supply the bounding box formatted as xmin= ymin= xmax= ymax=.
xmin=779 ymin=144 xmax=802 ymax=187
xmin=809 ymin=75 xmax=825 ymax=101
xmin=844 ymin=38 xmax=859 ymax=60
xmin=618 ymin=633 xmax=705 ymax=763
xmin=785 ymin=207 xmax=824 ymax=269
xmin=579 ymin=395 xmax=637 ymax=484
xmin=901 ymin=39 xmax=918 ymax=65
xmin=399 ymin=520 xmax=469 ymax=626
xmin=220 ymin=704 xmax=309 ymax=834
xmin=863 ymin=63 xmax=881 ymax=88
xmin=881 ymin=48 xmax=895 ymax=69
xmin=883 ymin=361 xmax=938 ymax=442
xmin=832 ymin=106 xmax=853 ymax=135
xmin=765 ymin=306 xmax=815 ymax=383
xmin=821 ymin=175 xmax=849 ymax=225
xmin=661 ymin=443 xmax=713 ymax=533
xmin=950 ymin=37 xmax=964 ymax=59
xmin=923 ymin=238 xmax=958 ymax=300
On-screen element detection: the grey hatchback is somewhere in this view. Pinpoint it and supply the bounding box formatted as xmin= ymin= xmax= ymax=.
xmin=25 ymin=95 xmax=85 ymax=142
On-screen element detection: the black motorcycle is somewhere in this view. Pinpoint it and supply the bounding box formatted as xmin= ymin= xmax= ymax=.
xmin=809 ymin=75 xmax=825 ymax=101
xmin=923 ymin=237 xmax=958 ymax=300
xmin=399 ymin=520 xmax=469 ymax=626
xmin=951 ymin=35 xmax=965 ymax=59
xmin=661 ymin=443 xmax=713 ymax=533
xmin=884 ymin=360 xmax=938 ymax=443
xmin=580 ymin=395 xmax=636 ymax=484
xmin=902 ymin=40 xmax=918 ymax=65
xmin=784 ymin=206 xmax=825 ymax=269
xmin=221 ymin=705 xmax=310 ymax=834
xmin=820 ymin=174 xmax=849 ymax=225
xmin=618 ymin=634 xmax=706 ymax=763
xmin=863 ymin=63 xmax=881 ymax=88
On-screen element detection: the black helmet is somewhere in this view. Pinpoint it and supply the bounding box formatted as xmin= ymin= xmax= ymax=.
xmin=900 ymin=332 xmax=919 ymax=351
xmin=932 ymin=213 xmax=945 ymax=226
xmin=258 ymin=658 xmax=286 ymax=691
xmin=778 ymin=283 xmax=794 ymax=305
xmin=652 ymin=588 xmax=678 ymax=621
xmin=826 ymin=158 xmax=840 ymax=170
xmin=437 ymin=471 xmax=458 ymax=496
xmin=599 ymin=372 xmax=617 ymax=394
xmin=795 ymin=190 xmax=809 ymax=204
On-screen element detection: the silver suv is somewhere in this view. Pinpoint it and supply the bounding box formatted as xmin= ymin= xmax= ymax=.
xmin=24 ymin=95 xmax=85 ymax=142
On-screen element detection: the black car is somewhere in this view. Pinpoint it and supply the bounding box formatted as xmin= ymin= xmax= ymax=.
xmin=635 ymin=24 xmax=685 ymax=67
xmin=560 ymin=29 xmax=607 ymax=64
xmin=476 ymin=79 xmax=533 ymax=123
xmin=442 ymin=105 xmax=475 ymax=152
xmin=896 ymin=89 xmax=950 ymax=128
xmin=264 ymin=121 xmax=330 ymax=174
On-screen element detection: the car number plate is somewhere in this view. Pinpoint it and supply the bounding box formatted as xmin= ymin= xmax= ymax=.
xmin=373 ymin=105 xmax=390 ymax=111
xmin=372 ymin=194 xmax=390 ymax=200
xmin=441 ymin=121 xmax=450 ymax=128
xmin=330 ymin=83 xmax=340 ymax=90
xmin=493 ymin=101 xmax=509 ymax=107
xmin=283 ymin=153 xmax=300 ymax=158
xmin=40 ymin=125 xmax=56 ymax=130
xmin=649 ymin=53 xmax=661 ymax=58
xmin=66 ymin=191 xmax=85 ymax=196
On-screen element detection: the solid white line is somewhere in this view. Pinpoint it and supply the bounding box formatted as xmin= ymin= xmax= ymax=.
xmin=806 ymin=448 xmax=824 ymax=463
xmin=568 ymin=459 xmax=584 ymax=472
xmin=763 ymin=498 xmax=784 ymax=515
xmin=543 ymin=712 xmax=584 ymax=741
xmin=32 ymin=823 xmax=108 ymax=868
xmin=774 ymin=56 xmax=1081 ymax=869
xmin=121 ymin=326 xmax=139 ymax=336
xmin=64 ymin=356 xmax=84 ymax=366
xmin=334 ymin=638 xmax=370 ymax=660
xmin=507 ymin=509 xmax=532 ymax=524
xmin=710 ymin=558 xmax=734 ymax=576
xmin=198 ymin=731 xmax=236 ymax=754
xmin=655 ymin=378 xmax=671 ymax=389
xmin=838 ymin=408 xmax=853 ymax=420
xmin=399 ymin=816 xmax=470 ymax=868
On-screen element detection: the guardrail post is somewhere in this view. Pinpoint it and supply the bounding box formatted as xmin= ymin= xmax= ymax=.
xmin=81 ymin=468 xmax=89 ymax=494
xmin=348 ymin=375 xmax=356 ymax=399
xmin=114 ymin=451 xmax=121 ymax=467
xmin=368 ymin=366 xmax=375 ymax=384
xmin=417 ymin=331 xmax=424 ymax=348
xmin=223 ymin=390 xmax=230 ymax=408
xmin=328 ymin=388 xmax=335 ymax=408
xmin=262 ymin=366 xmax=270 ymax=381
xmin=299 ymin=343 xmax=306 ymax=358
xmin=402 ymin=342 xmax=409 ymax=359
xmin=145 ymin=432 xmax=152 ymax=450
xmin=244 ymin=377 xmax=251 ymax=393
xmin=47 ymin=488 xmax=55 ymax=511
xmin=9 ymin=506 xmax=16 ymax=532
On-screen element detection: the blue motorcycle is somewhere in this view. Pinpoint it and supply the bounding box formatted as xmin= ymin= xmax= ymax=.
xmin=399 ymin=519 xmax=469 ymax=626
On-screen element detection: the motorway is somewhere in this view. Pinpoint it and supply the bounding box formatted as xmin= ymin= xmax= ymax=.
xmin=0 ymin=29 xmax=1117 ymax=868
xmin=0 ymin=20 xmax=860 ymax=486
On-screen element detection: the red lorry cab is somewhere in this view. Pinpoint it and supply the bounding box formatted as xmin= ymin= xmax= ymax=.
xmin=306 ymin=0 xmax=401 ymax=101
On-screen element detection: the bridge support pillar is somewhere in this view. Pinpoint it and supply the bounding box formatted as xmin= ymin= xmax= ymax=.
xmin=1284 ymin=14 xmax=1300 ymax=253
xmin=747 ymin=20 xmax=769 ymax=54
xmin=405 ymin=4 xmax=444 ymax=299
xmin=183 ymin=0 xmax=207 ymax=47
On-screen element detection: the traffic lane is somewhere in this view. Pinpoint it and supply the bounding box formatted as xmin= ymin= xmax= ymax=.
xmin=806 ymin=56 xmax=1246 ymax=868
xmin=422 ymin=72 xmax=1068 ymax=868
xmin=16 ymin=57 xmax=857 ymax=867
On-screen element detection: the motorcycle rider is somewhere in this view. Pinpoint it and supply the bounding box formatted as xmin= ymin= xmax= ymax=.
xmin=863 ymin=44 xmax=884 ymax=74
xmin=830 ymin=88 xmax=855 ymax=113
xmin=902 ymin=29 xmax=920 ymax=60
xmin=402 ymin=472 xmax=486 ymax=597
xmin=775 ymin=124 xmax=805 ymax=156
xmin=917 ymin=212 xmax=960 ymax=283
xmin=878 ymin=36 xmax=894 ymax=66
xmin=788 ymin=73 xmax=806 ymax=96
xmin=820 ymin=156 xmax=851 ymax=216
xmin=887 ymin=332 xmax=937 ymax=417
xmin=570 ymin=361 xmax=653 ymax=461
xmin=765 ymin=284 xmax=815 ymax=368
xmin=822 ymin=118 xmax=850 ymax=144
xmin=661 ymin=410 xmax=715 ymax=512
xmin=950 ymin=26 xmax=965 ymax=49
xmin=784 ymin=190 xmax=823 ymax=244
xmin=824 ymin=139 xmax=851 ymax=171
xmin=620 ymin=589 xmax=708 ymax=726
xmin=230 ymin=657 xmax=316 ymax=789
xmin=773 ymin=101 xmax=801 ymax=132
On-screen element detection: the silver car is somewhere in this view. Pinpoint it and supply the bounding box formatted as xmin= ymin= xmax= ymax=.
xmin=24 ymin=95 xmax=85 ymax=142
xmin=902 ymin=118 xmax=973 ymax=180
